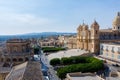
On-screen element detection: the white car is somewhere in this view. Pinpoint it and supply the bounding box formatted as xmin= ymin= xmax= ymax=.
xmin=44 ymin=76 xmax=49 ymax=80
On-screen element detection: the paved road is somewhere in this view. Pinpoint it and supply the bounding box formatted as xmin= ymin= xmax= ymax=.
xmin=40 ymin=51 xmax=61 ymax=80
xmin=95 ymin=55 xmax=120 ymax=78
xmin=36 ymin=41 xmax=60 ymax=80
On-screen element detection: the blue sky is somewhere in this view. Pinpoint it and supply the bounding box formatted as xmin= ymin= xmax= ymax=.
xmin=0 ymin=0 xmax=120 ymax=35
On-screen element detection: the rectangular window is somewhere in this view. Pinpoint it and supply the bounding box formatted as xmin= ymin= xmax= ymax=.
xmin=118 ymin=55 xmax=120 ymax=59
xmin=112 ymin=47 xmax=114 ymax=52
xmin=112 ymin=53 xmax=114 ymax=58
xmin=100 ymin=51 xmax=103 ymax=55
xmin=96 ymin=30 xmax=97 ymax=34
xmin=101 ymin=46 xmax=103 ymax=50
xmin=106 ymin=53 xmax=108 ymax=56
xmin=106 ymin=46 xmax=108 ymax=52
xmin=118 ymin=47 xmax=120 ymax=53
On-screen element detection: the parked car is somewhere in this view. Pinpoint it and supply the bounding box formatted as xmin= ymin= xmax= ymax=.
xmin=112 ymin=64 xmax=120 ymax=67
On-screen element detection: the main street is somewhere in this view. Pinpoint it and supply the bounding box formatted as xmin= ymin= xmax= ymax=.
xmin=40 ymin=51 xmax=61 ymax=80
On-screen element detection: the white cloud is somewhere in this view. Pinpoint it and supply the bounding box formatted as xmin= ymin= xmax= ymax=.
xmin=0 ymin=12 xmax=55 ymax=35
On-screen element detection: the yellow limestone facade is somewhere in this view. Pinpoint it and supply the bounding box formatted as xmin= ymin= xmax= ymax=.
xmin=77 ymin=21 xmax=100 ymax=53
xmin=77 ymin=12 xmax=120 ymax=53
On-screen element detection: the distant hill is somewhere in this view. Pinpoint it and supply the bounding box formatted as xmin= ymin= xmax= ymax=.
xmin=26 ymin=32 xmax=76 ymax=35
xmin=0 ymin=32 xmax=76 ymax=41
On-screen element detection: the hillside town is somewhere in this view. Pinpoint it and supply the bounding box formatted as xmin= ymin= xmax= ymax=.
xmin=0 ymin=12 xmax=120 ymax=80
xmin=1 ymin=0 xmax=120 ymax=80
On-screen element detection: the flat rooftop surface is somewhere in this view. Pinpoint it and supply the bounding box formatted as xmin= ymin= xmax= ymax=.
xmin=70 ymin=76 xmax=102 ymax=80
xmin=66 ymin=72 xmax=104 ymax=80
xmin=106 ymin=77 xmax=120 ymax=80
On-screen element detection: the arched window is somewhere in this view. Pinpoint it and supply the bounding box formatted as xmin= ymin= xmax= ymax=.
xmin=7 ymin=58 xmax=11 ymax=62
xmin=1 ymin=58 xmax=3 ymax=62
xmin=13 ymin=58 xmax=17 ymax=62
xmin=96 ymin=30 xmax=97 ymax=34
xmin=18 ymin=58 xmax=23 ymax=62
xmin=118 ymin=27 xmax=120 ymax=29
xmin=25 ymin=57 xmax=29 ymax=61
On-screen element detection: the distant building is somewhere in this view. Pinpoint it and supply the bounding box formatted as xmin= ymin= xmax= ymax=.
xmin=58 ymin=35 xmax=77 ymax=49
xmin=39 ymin=37 xmax=63 ymax=47
xmin=0 ymin=39 xmax=33 ymax=65
xmin=5 ymin=61 xmax=44 ymax=80
xmin=66 ymin=36 xmax=77 ymax=49
xmin=65 ymin=72 xmax=104 ymax=80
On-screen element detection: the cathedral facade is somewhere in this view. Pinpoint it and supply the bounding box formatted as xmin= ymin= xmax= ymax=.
xmin=77 ymin=21 xmax=99 ymax=53
xmin=77 ymin=12 xmax=120 ymax=53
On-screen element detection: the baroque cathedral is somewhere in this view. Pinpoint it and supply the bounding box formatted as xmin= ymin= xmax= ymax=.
xmin=77 ymin=12 xmax=120 ymax=53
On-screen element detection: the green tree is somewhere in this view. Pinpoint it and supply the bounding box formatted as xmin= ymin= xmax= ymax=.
xmin=61 ymin=57 xmax=73 ymax=65
xmin=56 ymin=57 xmax=104 ymax=79
xmin=50 ymin=58 xmax=60 ymax=66
xmin=34 ymin=47 xmax=39 ymax=54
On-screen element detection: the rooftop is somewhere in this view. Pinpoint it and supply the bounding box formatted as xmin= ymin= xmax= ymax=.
xmin=100 ymin=29 xmax=112 ymax=33
xmin=101 ymin=42 xmax=120 ymax=46
xmin=106 ymin=77 xmax=120 ymax=80
xmin=5 ymin=61 xmax=43 ymax=80
xmin=22 ymin=61 xmax=43 ymax=80
xmin=66 ymin=72 xmax=104 ymax=80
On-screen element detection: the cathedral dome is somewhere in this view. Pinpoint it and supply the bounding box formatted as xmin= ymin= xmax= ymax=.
xmin=91 ymin=20 xmax=99 ymax=29
xmin=113 ymin=12 xmax=120 ymax=27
